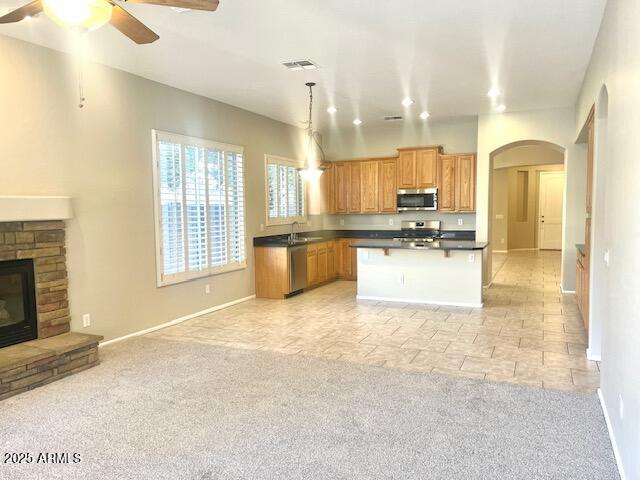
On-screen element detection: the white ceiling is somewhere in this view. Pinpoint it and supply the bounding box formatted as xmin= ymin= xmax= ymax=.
xmin=1 ymin=0 xmax=606 ymax=129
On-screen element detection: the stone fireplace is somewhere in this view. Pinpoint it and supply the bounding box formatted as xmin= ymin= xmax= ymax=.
xmin=0 ymin=216 xmax=102 ymax=401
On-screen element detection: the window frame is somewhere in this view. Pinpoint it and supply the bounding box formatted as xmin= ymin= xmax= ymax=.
xmin=264 ymin=154 xmax=307 ymax=226
xmin=151 ymin=129 xmax=247 ymax=287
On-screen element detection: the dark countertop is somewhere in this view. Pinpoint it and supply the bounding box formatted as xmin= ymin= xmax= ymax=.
xmin=576 ymin=244 xmax=586 ymax=257
xmin=253 ymin=229 xmax=476 ymax=248
xmin=349 ymin=239 xmax=489 ymax=251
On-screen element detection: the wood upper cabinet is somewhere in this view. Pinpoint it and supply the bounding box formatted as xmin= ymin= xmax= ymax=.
xmin=438 ymin=154 xmax=457 ymax=211
xmin=455 ymin=154 xmax=476 ymax=212
xmin=306 ymin=243 xmax=318 ymax=286
xmin=348 ymin=162 xmax=362 ymax=213
xmin=397 ymin=147 xmax=440 ymax=189
xmin=379 ymin=158 xmax=397 ymax=213
xmin=360 ymin=160 xmax=379 ymax=213
xmin=321 ymin=164 xmax=336 ymax=214
xmin=397 ymin=150 xmax=417 ymax=189
xmin=416 ymin=149 xmax=439 ymax=188
xmin=334 ymin=162 xmax=349 ymax=213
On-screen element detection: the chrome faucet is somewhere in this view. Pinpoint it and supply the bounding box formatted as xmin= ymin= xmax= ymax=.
xmin=291 ymin=221 xmax=300 ymax=241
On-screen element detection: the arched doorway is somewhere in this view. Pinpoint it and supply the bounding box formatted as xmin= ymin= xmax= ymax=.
xmin=488 ymin=140 xmax=568 ymax=283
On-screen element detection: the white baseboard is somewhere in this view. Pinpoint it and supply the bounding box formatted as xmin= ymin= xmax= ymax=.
xmin=357 ymin=295 xmax=482 ymax=309
xmin=598 ymin=389 xmax=627 ymax=480
xmin=99 ymin=295 xmax=256 ymax=347
xmin=587 ymin=349 xmax=601 ymax=361
xmin=560 ymin=285 xmax=576 ymax=294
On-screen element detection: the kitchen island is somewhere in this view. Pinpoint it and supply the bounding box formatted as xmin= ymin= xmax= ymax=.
xmin=350 ymin=239 xmax=488 ymax=308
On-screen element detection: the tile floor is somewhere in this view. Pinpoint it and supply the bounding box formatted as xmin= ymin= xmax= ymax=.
xmin=149 ymin=250 xmax=599 ymax=393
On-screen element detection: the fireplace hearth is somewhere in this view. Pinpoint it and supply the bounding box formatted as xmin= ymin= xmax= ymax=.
xmin=0 ymin=259 xmax=37 ymax=348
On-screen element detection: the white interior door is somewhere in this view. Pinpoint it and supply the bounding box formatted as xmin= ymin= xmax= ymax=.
xmin=538 ymin=171 xmax=564 ymax=250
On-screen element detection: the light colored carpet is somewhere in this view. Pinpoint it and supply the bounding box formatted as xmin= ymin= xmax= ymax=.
xmin=0 ymin=337 xmax=618 ymax=480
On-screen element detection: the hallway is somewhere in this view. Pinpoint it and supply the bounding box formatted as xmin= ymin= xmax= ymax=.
xmin=150 ymin=251 xmax=599 ymax=393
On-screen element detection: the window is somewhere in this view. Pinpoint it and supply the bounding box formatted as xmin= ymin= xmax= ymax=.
xmin=265 ymin=155 xmax=306 ymax=225
xmin=152 ymin=130 xmax=246 ymax=286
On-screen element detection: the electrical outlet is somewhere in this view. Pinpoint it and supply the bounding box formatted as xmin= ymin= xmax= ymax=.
xmin=619 ymin=395 xmax=624 ymax=420
xmin=82 ymin=314 xmax=91 ymax=328
xmin=205 ymin=284 xmax=211 ymax=294
xmin=468 ymin=253 xmax=475 ymax=263
xmin=501 ymin=238 xmax=505 ymax=244
xmin=388 ymin=219 xmax=394 ymax=226
xmin=340 ymin=219 xmax=345 ymax=226
xmin=604 ymin=248 xmax=610 ymax=267
xmin=398 ymin=273 xmax=404 ymax=285
xmin=458 ymin=218 xmax=463 ymax=226
xmin=259 ymin=223 xmax=265 ymax=232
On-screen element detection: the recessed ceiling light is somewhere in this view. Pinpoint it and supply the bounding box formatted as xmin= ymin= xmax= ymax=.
xmin=488 ymin=87 xmax=500 ymax=98
xmin=327 ymin=106 xmax=337 ymax=114
xmin=353 ymin=118 xmax=362 ymax=126
xmin=496 ymin=104 xmax=507 ymax=113
xmin=419 ymin=111 xmax=430 ymax=120
xmin=402 ymin=97 xmax=414 ymax=107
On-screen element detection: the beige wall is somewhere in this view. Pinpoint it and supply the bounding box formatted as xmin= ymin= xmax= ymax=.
xmin=322 ymin=117 xmax=478 ymax=160
xmin=574 ymin=1 xmax=640 ymax=476
xmin=476 ymin=108 xmax=587 ymax=290
xmin=0 ymin=35 xmax=308 ymax=342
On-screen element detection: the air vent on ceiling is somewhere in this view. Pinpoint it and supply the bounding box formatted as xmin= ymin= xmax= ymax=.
xmin=282 ymin=60 xmax=319 ymax=71
xmin=384 ymin=115 xmax=404 ymax=121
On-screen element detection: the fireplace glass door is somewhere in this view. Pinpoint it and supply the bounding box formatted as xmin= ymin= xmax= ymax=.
xmin=0 ymin=259 xmax=38 ymax=348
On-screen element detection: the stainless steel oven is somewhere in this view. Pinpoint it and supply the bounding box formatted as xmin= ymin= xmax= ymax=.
xmin=397 ymin=188 xmax=438 ymax=211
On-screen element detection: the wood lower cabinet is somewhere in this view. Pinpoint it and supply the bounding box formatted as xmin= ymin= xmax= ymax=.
xmin=306 ymin=244 xmax=318 ymax=287
xmin=438 ymin=154 xmax=457 ymax=211
xmin=360 ymin=160 xmax=379 ymax=213
xmin=379 ymin=158 xmax=397 ymax=213
xmin=254 ymin=247 xmax=289 ymax=299
xmin=327 ymin=241 xmax=337 ymax=280
xmin=337 ymin=238 xmax=357 ymax=280
xmin=317 ymin=243 xmax=328 ymax=284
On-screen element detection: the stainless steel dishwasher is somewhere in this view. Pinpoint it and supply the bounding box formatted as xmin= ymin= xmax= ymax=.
xmin=288 ymin=245 xmax=308 ymax=294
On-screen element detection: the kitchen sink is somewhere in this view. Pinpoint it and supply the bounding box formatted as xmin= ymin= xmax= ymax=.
xmin=287 ymin=236 xmax=324 ymax=245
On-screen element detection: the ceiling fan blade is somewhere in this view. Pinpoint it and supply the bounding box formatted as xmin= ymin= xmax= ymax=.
xmin=0 ymin=0 xmax=42 ymax=24
xmin=110 ymin=4 xmax=159 ymax=44
xmin=123 ymin=0 xmax=219 ymax=12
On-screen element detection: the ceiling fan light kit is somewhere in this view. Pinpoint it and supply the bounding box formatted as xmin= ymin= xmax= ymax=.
xmin=0 ymin=0 xmax=219 ymax=44
xmin=42 ymin=0 xmax=112 ymax=31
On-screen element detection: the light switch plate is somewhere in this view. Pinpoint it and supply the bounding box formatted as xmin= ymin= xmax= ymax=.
xmin=388 ymin=219 xmax=394 ymax=226
xmin=468 ymin=253 xmax=475 ymax=263
xmin=82 ymin=314 xmax=91 ymax=327
xmin=604 ymin=249 xmax=610 ymax=267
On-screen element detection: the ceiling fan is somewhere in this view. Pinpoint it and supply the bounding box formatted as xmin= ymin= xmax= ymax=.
xmin=0 ymin=0 xmax=219 ymax=44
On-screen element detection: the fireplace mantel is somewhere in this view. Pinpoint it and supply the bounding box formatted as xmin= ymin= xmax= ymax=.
xmin=0 ymin=196 xmax=73 ymax=222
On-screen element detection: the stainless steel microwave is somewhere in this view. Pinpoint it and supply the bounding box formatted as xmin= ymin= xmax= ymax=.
xmin=397 ymin=188 xmax=438 ymax=211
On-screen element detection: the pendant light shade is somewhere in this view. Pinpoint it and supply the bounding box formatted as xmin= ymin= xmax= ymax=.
xmin=298 ymin=82 xmax=326 ymax=181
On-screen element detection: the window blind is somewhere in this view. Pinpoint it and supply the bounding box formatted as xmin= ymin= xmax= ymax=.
xmin=265 ymin=155 xmax=306 ymax=225
xmin=153 ymin=131 xmax=246 ymax=286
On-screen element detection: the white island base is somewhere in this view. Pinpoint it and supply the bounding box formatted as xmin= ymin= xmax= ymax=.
xmin=355 ymin=248 xmax=484 ymax=308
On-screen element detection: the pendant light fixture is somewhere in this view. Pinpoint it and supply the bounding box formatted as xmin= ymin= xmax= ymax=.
xmin=298 ymin=82 xmax=326 ymax=181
